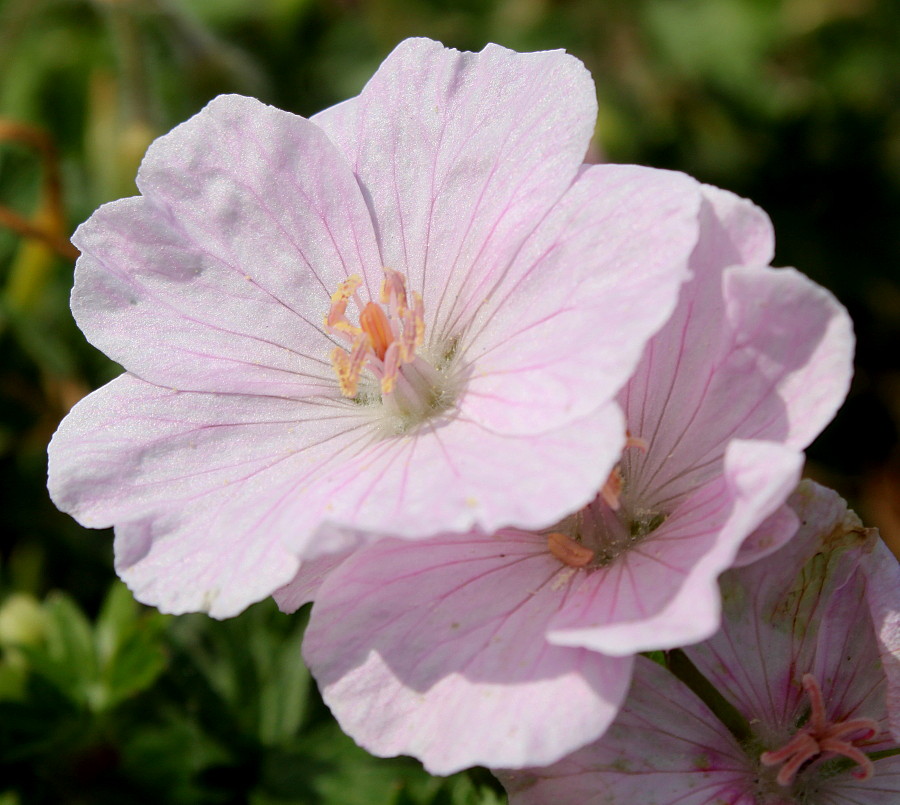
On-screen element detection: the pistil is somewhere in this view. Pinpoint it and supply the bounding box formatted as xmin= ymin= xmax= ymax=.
xmin=760 ymin=673 xmax=879 ymax=786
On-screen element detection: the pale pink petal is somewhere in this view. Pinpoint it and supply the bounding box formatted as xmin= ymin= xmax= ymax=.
xmin=459 ymin=164 xmax=700 ymax=435
xmin=313 ymin=39 xmax=597 ymax=336
xmin=110 ymin=514 xmax=294 ymax=618
xmin=807 ymin=565 xmax=891 ymax=734
xmin=273 ymin=550 xmax=353 ymax=614
xmin=304 ymin=532 xmax=633 ymax=774
xmin=47 ymin=374 xmax=372 ymax=530
xmin=821 ymin=762 xmax=900 ymax=805
xmin=698 ymin=183 xmax=775 ymax=266
xmin=111 ymin=490 xmax=359 ymax=619
xmin=686 ymin=482 xmax=881 ymax=732
xmin=620 ymin=194 xmax=853 ymax=508
xmin=619 ymin=189 xmax=772 ymax=487
xmin=547 ymin=440 xmax=802 ymax=655
xmin=863 ymin=539 xmax=900 ymax=741
xmin=499 ymin=485 xmax=900 ymax=804
xmin=496 ymin=657 xmax=756 ymax=805
xmin=47 ymin=373 xmax=374 ymax=615
xmin=721 ymin=264 xmax=855 ymax=450
xmin=731 ymin=502 xmax=800 ymax=567
xmin=281 ymin=401 xmax=625 ymax=544
xmin=49 ymin=373 xmax=625 ymax=613
xmin=72 ymin=94 xmax=382 ymax=395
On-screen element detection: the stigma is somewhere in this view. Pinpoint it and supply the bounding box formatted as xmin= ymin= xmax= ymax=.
xmin=760 ymin=673 xmax=879 ymax=786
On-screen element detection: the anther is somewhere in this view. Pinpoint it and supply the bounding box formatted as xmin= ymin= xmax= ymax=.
xmin=548 ymin=531 xmax=595 ymax=568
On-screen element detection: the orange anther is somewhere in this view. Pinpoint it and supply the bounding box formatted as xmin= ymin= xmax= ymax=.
xmin=547 ymin=532 xmax=594 ymax=568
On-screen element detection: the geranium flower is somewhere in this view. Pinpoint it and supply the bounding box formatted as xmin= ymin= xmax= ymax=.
xmin=47 ymin=39 xmax=706 ymax=617
xmin=282 ymin=187 xmax=853 ymax=773
xmin=497 ymin=482 xmax=900 ymax=804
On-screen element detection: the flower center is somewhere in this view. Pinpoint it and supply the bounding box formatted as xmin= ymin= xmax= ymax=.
xmin=546 ymin=433 xmax=666 ymax=568
xmin=760 ymin=673 xmax=879 ymax=786
xmin=325 ymin=269 xmax=454 ymax=426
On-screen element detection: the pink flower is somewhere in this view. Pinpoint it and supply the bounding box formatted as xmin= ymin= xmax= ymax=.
xmin=283 ymin=188 xmax=853 ymax=773
xmin=497 ymin=482 xmax=900 ymax=804
xmin=47 ymin=39 xmax=704 ymax=617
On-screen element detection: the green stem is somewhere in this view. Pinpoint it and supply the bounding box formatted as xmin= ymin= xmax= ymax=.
xmin=665 ymin=649 xmax=753 ymax=744
xmin=867 ymin=747 xmax=900 ymax=762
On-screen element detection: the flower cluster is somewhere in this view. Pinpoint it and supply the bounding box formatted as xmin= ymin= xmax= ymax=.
xmin=497 ymin=483 xmax=900 ymax=804
xmin=48 ymin=37 xmax=898 ymax=802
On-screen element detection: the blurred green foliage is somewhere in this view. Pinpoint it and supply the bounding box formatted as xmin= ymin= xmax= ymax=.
xmin=0 ymin=584 xmax=505 ymax=803
xmin=1 ymin=0 xmax=899 ymax=801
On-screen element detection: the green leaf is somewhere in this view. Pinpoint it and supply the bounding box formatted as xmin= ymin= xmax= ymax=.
xmin=256 ymin=621 xmax=309 ymax=746
xmin=0 ymin=673 xmax=84 ymax=762
xmin=94 ymin=581 xmax=140 ymax=665
xmin=120 ymin=713 xmax=232 ymax=805
xmin=101 ymin=622 xmax=168 ymax=710
xmin=20 ymin=592 xmax=97 ymax=706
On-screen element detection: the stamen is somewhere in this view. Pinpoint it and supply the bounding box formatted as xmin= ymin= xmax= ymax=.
xmin=601 ymin=467 xmax=625 ymax=510
xmin=625 ymin=431 xmax=649 ymax=452
xmin=381 ymin=268 xmax=408 ymax=310
xmin=600 ymin=433 xmax=648 ymax=510
xmin=326 ymin=274 xmax=364 ymax=334
xmin=760 ymin=673 xmax=880 ymax=786
xmin=330 ymin=333 xmax=371 ymax=397
xmin=399 ymin=293 xmax=425 ymax=362
xmin=330 ymin=347 xmax=353 ymax=394
xmin=547 ymin=531 xmax=595 ymax=568
xmin=381 ymin=342 xmax=400 ymax=395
